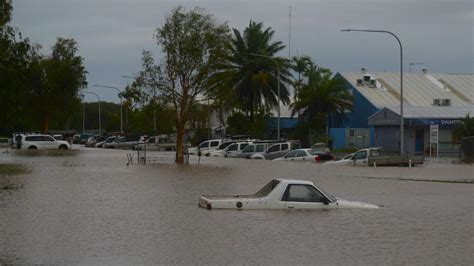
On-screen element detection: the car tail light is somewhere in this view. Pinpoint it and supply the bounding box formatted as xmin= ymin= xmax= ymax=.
xmin=315 ymin=155 xmax=321 ymax=162
xmin=206 ymin=202 xmax=212 ymax=210
xmin=330 ymin=155 xmax=335 ymax=160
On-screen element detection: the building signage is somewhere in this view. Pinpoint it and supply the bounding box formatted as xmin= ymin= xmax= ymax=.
xmin=429 ymin=119 xmax=462 ymax=126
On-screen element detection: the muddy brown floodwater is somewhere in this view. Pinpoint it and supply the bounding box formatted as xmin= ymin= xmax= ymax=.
xmin=1 ymin=147 xmax=473 ymax=264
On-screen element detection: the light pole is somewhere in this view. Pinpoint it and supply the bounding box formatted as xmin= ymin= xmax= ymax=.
xmin=341 ymin=29 xmax=404 ymax=156
xmin=82 ymin=90 xmax=101 ymax=135
xmin=249 ymin=53 xmax=281 ymax=141
xmin=94 ymin=84 xmax=123 ymax=133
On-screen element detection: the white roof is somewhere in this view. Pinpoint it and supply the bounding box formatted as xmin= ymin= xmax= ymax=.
xmin=385 ymin=106 xmax=474 ymax=119
xmin=340 ymin=72 xmax=474 ymax=108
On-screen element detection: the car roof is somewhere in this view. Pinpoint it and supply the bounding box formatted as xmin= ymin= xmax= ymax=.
xmin=274 ymin=179 xmax=315 ymax=185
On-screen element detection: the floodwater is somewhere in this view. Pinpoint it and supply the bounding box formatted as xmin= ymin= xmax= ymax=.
xmin=1 ymin=147 xmax=473 ymax=264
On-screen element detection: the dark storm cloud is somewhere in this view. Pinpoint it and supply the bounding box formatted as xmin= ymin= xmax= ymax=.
xmin=10 ymin=0 xmax=473 ymax=102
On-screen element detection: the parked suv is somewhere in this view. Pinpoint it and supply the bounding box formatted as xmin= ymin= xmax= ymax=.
xmin=251 ymin=141 xmax=301 ymax=160
xmin=187 ymin=139 xmax=228 ymax=155
xmin=234 ymin=143 xmax=269 ymax=159
xmin=15 ymin=134 xmax=71 ymax=150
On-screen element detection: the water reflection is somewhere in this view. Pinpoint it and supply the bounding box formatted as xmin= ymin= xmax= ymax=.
xmin=0 ymin=148 xmax=472 ymax=264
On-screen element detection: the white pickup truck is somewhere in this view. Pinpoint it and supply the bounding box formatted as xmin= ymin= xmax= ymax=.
xmin=346 ymin=147 xmax=424 ymax=167
xmin=199 ymin=179 xmax=379 ymax=210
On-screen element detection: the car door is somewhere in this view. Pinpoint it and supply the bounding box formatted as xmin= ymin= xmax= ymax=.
xmin=265 ymin=144 xmax=281 ymax=159
xmin=282 ymin=184 xmax=332 ymax=209
xmin=43 ymin=135 xmax=56 ymax=149
xmin=353 ymin=150 xmax=368 ymax=166
xmin=225 ymin=143 xmax=238 ymax=156
xmin=283 ymin=150 xmax=298 ymax=161
xmin=198 ymin=141 xmax=209 ymax=151
xmin=295 ymin=150 xmax=309 ymax=161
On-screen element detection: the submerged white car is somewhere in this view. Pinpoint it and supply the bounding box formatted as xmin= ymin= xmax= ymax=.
xmin=199 ymin=179 xmax=379 ymax=210
xmin=324 ymin=153 xmax=355 ymax=165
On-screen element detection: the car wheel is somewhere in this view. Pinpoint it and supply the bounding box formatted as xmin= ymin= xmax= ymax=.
xmin=59 ymin=145 xmax=68 ymax=150
xmin=28 ymin=146 xmax=37 ymax=149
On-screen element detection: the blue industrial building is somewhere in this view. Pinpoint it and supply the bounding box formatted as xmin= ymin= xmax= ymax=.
xmin=328 ymin=69 xmax=474 ymax=156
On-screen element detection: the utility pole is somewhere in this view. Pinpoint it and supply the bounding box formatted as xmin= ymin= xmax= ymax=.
xmin=341 ymin=29 xmax=404 ymax=156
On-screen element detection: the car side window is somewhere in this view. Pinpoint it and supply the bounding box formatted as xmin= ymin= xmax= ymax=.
xmin=227 ymin=144 xmax=237 ymax=151
xmin=43 ymin=136 xmax=54 ymax=141
xmin=281 ymin=143 xmax=289 ymax=150
xmin=243 ymin=145 xmax=254 ymax=153
xmin=240 ymin=143 xmax=248 ymax=150
xmin=296 ymin=150 xmax=307 ymax=157
xmin=199 ymin=141 xmax=209 ymax=148
xmin=210 ymin=141 xmax=220 ymax=147
xmin=285 ymin=151 xmax=297 ymax=158
xmin=267 ymin=145 xmax=280 ymax=153
xmin=353 ymin=151 xmax=367 ymax=160
xmin=283 ymin=185 xmax=326 ymax=202
xmin=256 ymin=145 xmax=265 ymax=152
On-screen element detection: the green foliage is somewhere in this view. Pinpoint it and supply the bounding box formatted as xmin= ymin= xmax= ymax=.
xmin=455 ymin=114 xmax=474 ymax=138
xmin=212 ymin=20 xmax=290 ymax=120
xmin=227 ymin=111 xmax=269 ymax=139
xmin=291 ymin=64 xmax=353 ymax=128
xmin=0 ymin=2 xmax=87 ymax=134
xmin=151 ymin=6 xmax=231 ymax=163
xmin=32 ymin=38 xmax=87 ymax=132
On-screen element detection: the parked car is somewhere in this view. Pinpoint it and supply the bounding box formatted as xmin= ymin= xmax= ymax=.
xmin=134 ymin=135 xmax=177 ymax=151
xmin=324 ymin=153 xmax=355 ymax=165
xmin=199 ymin=179 xmax=380 ymax=210
xmin=95 ymin=136 xmax=117 ymax=148
xmin=85 ymin=135 xmax=108 ymax=147
xmin=273 ymin=149 xmax=334 ymax=162
xmin=223 ymin=142 xmax=252 ymax=157
xmin=348 ymin=147 xmax=423 ymax=167
xmin=233 ymin=143 xmax=269 ymax=159
xmin=251 ymin=141 xmax=301 ymax=160
xmin=15 ymin=134 xmax=71 ymax=150
xmin=103 ymin=135 xmax=141 ymax=149
xmin=187 ymin=139 xmax=228 ymax=155
xmin=206 ymin=141 xmax=236 ymax=157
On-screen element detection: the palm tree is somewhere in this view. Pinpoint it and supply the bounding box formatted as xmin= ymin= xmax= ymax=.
xmin=291 ymin=55 xmax=313 ymax=102
xmin=212 ymin=21 xmax=291 ymax=120
xmin=291 ymin=66 xmax=353 ymax=129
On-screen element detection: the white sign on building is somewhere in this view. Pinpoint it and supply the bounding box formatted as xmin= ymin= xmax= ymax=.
xmin=430 ymin=124 xmax=439 ymax=157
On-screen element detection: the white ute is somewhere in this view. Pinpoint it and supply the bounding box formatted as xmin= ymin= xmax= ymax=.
xmin=199 ymin=179 xmax=379 ymax=210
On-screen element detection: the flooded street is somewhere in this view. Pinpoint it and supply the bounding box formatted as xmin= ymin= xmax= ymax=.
xmin=1 ymin=148 xmax=473 ymax=264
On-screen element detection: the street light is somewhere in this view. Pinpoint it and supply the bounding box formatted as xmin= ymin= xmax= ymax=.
xmin=93 ymin=84 xmax=123 ymax=133
xmin=249 ymin=53 xmax=281 ymax=141
xmin=79 ymin=93 xmax=85 ymax=134
xmin=341 ymin=29 xmax=405 ymax=156
xmin=82 ymin=90 xmax=101 ymax=135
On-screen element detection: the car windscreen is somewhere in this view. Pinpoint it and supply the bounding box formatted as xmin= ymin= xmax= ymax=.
xmin=218 ymin=142 xmax=233 ymax=150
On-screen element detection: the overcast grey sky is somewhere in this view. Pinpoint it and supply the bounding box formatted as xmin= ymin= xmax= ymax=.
xmin=10 ymin=0 xmax=474 ymax=102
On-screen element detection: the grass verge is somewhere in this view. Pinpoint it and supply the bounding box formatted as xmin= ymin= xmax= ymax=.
xmin=0 ymin=163 xmax=28 ymax=190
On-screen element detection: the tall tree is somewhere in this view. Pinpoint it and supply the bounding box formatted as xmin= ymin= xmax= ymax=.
xmin=154 ymin=6 xmax=230 ymax=163
xmin=291 ymin=54 xmax=313 ymax=102
xmin=0 ymin=0 xmax=36 ymax=134
xmin=212 ymin=20 xmax=291 ymax=120
xmin=30 ymin=38 xmax=87 ymax=133
xmin=291 ymin=65 xmax=353 ymax=133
